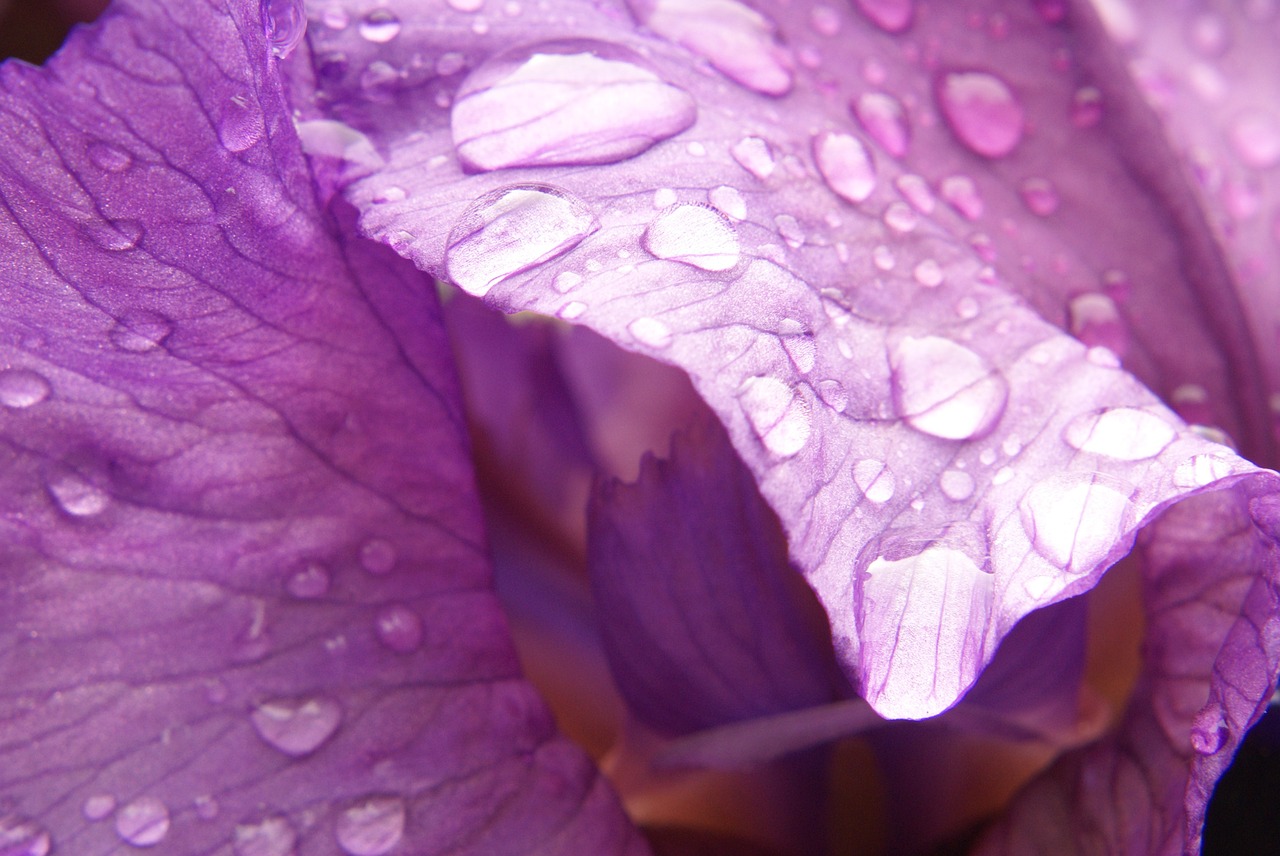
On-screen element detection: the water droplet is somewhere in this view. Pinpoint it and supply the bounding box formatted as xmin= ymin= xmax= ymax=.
xmin=633 ymin=0 xmax=794 ymax=95
xmin=445 ymin=184 xmax=598 ymax=296
xmin=1019 ymin=474 xmax=1132 ymax=573
xmin=0 ymin=814 xmax=51 ymax=856
xmin=1062 ymin=408 xmax=1176 ymax=461
xmin=852 ymin=93 xmax=909 ymax=158
xmin=295 ymin=120 xmax=385 ymax=170
xmin=263 ymin=0 xmax=306 ymax=58
xmin=809 ymin=5 xmax=840 ymax=35
xmin=774 ymin=213 xmax=805 ymax=248
xmin=730 ymin=136 xmax=776 ymax=180
xmin=939 ymin=469 xmax=975 ymax=501
xmin=1190 ymin=703 xmax=1228 ymax=754
xmin=778 ymin=319 xmax=815 ymax=372
xmin=321 ymin=6 xmax=350 ymax=28
xmin=852 ymin=0 xmax=913 ymax=32
xmin=286 ymin=562 xmax=331 ymax=598
xmin=48 ymin=473 xmax=110 ymax=517
xmin=359 ymin=539 xmax=397 ymax=575
xmin=448 ymin=0 xmax=484 ymax=11
xmin=882 ymin=201 xmax=918 ymax=233
xmin=86 ymin=218 xmax=143 ymax=251
xmin=0 ymin=369 xmax=51 ymax=408
xmin=1173 ymin=453 xmax=1238 ymax=488
xmin=1068 ymin=293 xmax=1127 ymax=356
xmin=812 ymin=131 xmax=875 ymax=203
xmin=194 ymin=795 xmax=220 ymax=820
xmin=627 ymin=317 xmax=673 ymax=348
xmin=109 ymin=309 xmax=172 ymax=353
xmin=709 ymin=185 xmax=747 ymax=220
xmin=88 ymin=141 xmax=132 ymax=172
xmin=872 ymin=244 xmax=895 ymax=270
xmin=84 ymin=795 xmax=116 ymax=821
xmin=912 ymin=259 xmax=943 ymax=287
xmin=737 ymin=376 xmax=811 ymax=457
xmin=992 ymin=465 xmax=1015 ymax=485
xmin=642 ymin=203 xmax=740 ymax=270
xmin=358 ymin=8 xmax=402 ymax=42
xmin=936 ymin=71 xmax=1024 ymax=158
xmin=1230 ymin=109 xmax=1280 ymax=168
xmin=816 ymin=379 xmax=848 ymax=412
xmin=335 ymin=796 xmax=406 ymax=856
xmin=558 ymin=300 xmax=587 ymax=320
xmin=1019 ymin=177 xmax=1059 ymax=216
xmin=854 ymin=459 xmax=896 ymax=503
xmin=115 ymin=797 xmax=170 ymax=847
xmin=219 ymin=95 xmax=265 ymax=152
xmin=234 ymin=815 xmax=298 ymax=856
xmin=375 ymin=604 xmax=425 ymax=653
xmin=1070 ymin=86 xmax=1103 ymax=128
xmin=451 ymin=40 xmax=696 ymax=172
xmin=251 ymin=696 xmax=343 ymax=756
xmin=955 ymin=296 xmax=980 ymax=319
xmin=890 ymin=336 xmax=1008 ymax=440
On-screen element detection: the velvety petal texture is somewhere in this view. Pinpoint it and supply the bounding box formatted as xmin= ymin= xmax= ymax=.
xmin=0 ymin=2 xmax=645 ymax=853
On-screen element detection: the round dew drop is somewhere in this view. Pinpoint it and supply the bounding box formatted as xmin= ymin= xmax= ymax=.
xmin=250 ymin=696 xmax=343 ymax=756
xmin=358 ymin=8 xmax=402 ymax=42
xmin=852 ymin=92 xmax=910 ymax=158
xmin=737 ymin=376 xmax=812 ymax=457
xmin=854 ymin=458 xmax=895 ymax=503
xmin=890 ymin=336 xmax=1008 ymax=440
xmin=0 ymin=369 xmax=51 ymax=408
xmin=115 ymin=797 xmax=171 ymax=847
xmin=375 ymin=604 xmax=425 ymax=653
xmin=812 ymin=131 xmax=876 ymax=203
xmin=234 ymin=816 xmax=298 ymax=856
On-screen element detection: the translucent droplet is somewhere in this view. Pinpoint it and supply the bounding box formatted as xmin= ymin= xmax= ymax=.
xmin=0 ymin=369 xmax=51 ymax=408
xmin=115 ymin=797 xmax=171 ymax=848
xmin=1062 ymin=408 xmax=1176 ymax=461
xmin=109 ymin=309 xmax=172 ymax=353
xmin=628 ymin=317 xmax=673 ymax=348
xmin=709 ymin=185 xmax=747 ymax=220
xmin=632 ymin=0 xmax=794 ymax=96
xmin=87 ymin=141 xmax=132 ymax=172
xmin=234 ymin=815 xmax=298 ymax=856
xmin=872 ymin=244 xmax=895 ymax=270
xmin=730 ymin=136 xmax=776 ymax=180
xmin=852 ymin=0 xmax=913 ymax=32
xmin=774 ymin=214 xmax=805 ymax=248
xmin=86 ymin=218 xmax=143 ymax=251
xmin=939 ymin=469 xmax=975 ymax=501
xmin=451 ymin=40 xmax=697 ymax=172
xmin=359 ymin=539 xmax=397 ymax=575
xmin=375 ymin=604 xmax=425 ymax=653
xmin=295 ymin=120 xmax=385 ymax=170
xmin=1230 ymin=110 xmax=1280 ymax=168
xmin=882 ymin=202 xmax=918 ymax=233
xmin=286 ymin=562 xmax=331 ymax=598
xmin=1173 ymin=453 xmax=1237 ymax=488
xmin=263 ymin=0 xmax=306 ymax=58
xmin=852 ymin=92 xmax=910 ymax=158
xmin=816 ymin=379 xmax=848 ymax=412
xmin=48 ymin=473 xmax=110 ymax=517
xmin=335 ymin=796 xmax=406 ymax=856
xmin=809 ymin=5 xmax=840 ymax=35
xmin=1068 ymin=293 xmax=1127 ymax=356
xmin=912 ymin=259 xmax=943 ymax=287
xmin=812 ymin=131 xmax=875 ymax=203
xmin=936 ymin=71 xmax=1024 ymax=158
xmin=890 ymin=336 xmax=1008 ymax=440
xmin=778 ymin=319 xmax=815 ymax=373
xmin=321 ymin=6 xmax=350 ymax=28
xmin=1019 ymin=177 xmax=1059 ymax=216
xmin=219 ymin=95 xmax=265 ymax=152
xmin=0 ymin=814 xmax=51 ymax=856
xmin=854 ymin=459 xmax=895 ymax=503
xmin=448 ymin=0 xmax=484 ymax=11
xmin=642 ymin=203 xmax=740 ymax=271
xmin=445 ymin=184 xmax=598 ymax=296
xmin=83 ymin=794 xmax=116 ymax=821
xmin=251 ymin=696 xmax=343 ymax=756
xmin=358 ymin=8 xmax=402 ymax=42
xmin=737 ymin=376 xmax=811 ymax=457
xmin=1019 ymin=474 xmax=1132 ymax=573
xmin=552 ymin=271 xmax=582 ymax=293
xmin=1071 ymin=86 xmax=1103 ymax=128
xmin=1190 ymin=703 xmax=1228 ymax=755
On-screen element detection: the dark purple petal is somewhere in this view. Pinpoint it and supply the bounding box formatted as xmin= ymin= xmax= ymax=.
xmin=0 ymin=2 xmax=644 ymax=852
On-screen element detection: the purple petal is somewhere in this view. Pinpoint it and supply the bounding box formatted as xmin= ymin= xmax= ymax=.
xmin=0 ymin=2 xmax=643 ymax=852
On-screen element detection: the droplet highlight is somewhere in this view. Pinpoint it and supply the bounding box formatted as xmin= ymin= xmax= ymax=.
xmin=375 ymin=604 xmax=425 ymax=653
xmin=48 ymin=473 xmax=110 ymax=517
xmin=263 ymin=0 xmax=306 ymax=58
xmin=940 ymin=173 xmax=984 ymax=219
xmin=1019 ymin=474 xmax=1132 ymax=574
xmin=0 ymin=369 xmax=51 ymax=408
xmin=737 ymin=376 xmax=812 ymax=457
xmin=234 ymin=816 xmax=298 ymax=856
xmin=890 ymin=336 xmax=1008 ymax=440
xmin=854 ymin=459 xmax=896 ymax=503
xmin=251 ymin=696 xmax=343 ymax=756
xmin=1062 ymin=408 xmax=1176 ymax=461
xmin=0 ymin=814 xmax=51 ymax=856
xmin=358 ymin=8 xmax=402 ymax=42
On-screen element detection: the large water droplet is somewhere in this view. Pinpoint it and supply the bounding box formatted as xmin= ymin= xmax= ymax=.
xmin=1019 ymin=474 xmax=1132 ymax=574
xmin=219 ymin=95 xmax=265 ymax=152
xmin=628 ymin=317 xmax=673 ymax=349
xmin=115 ymin=797 xmax=171 ymax=847
xmin=86 ymin=218 xmax=144 ymax=251
xmin=234 ymin=815 xmax=298 ymax=856
xmin=939 ymin=469 xmax=975 ymax=501
xmin=633 ymin=0 xmax=794 ymax=95
xmin=358 ymin=8 xmax=402 ymax=42
xmin=109 ymin=309 xmax=172 ymax=353
xmin=812 ymin=131 xmax=876 ymax=203
xmin=0 ymin=369 xmax=51 ymax=408
xmin=730 ymin=136 xmax=776 ymax=180
xmin=737 ymin=376 xmax=811 ymax=457
xmin=375 ymin=604 xmax=425 ymax=653
xmin=642 ymin=203 xmax=740 ymax=271
xmin=890 ymin=336 xmax=1008 ymax=440
xmin=852 ymin=93 xmax=909 ymax=158
xmin=263 ymin=0 xmax=306 ymax=58
xmin=852 ymin=0 xmax=913 ymax=32
xmin=445 ymin=184 xmax=598 ymax=296
xmin=1190 ymin=703 xmax=1229 ymax=755
xmin=1062 ymin=408 xmax=1176 ymax=461
xmin=251 ymin=696 xmax=343 ymax=756
xmin=854 ymin=458 xmax=895 ymax=503
xmin=451 ymin=40 xmax=696 ymax=172
xmin=47 ymin=473 xmax=110 ymax=517
xmin=936 ymin=71 xmax=1024 ymax=158
xmin=1071 ymin=86 xmax=1104 ymax=128
xmin=335 ymin=797 xmax=406 ymax=856
xmin=0 ymin=814 xmax=51 ymax=856
xmin=939 ymin=174 xmax=983 ymax=220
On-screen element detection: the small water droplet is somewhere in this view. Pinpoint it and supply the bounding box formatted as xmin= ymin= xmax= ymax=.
xmin=912 ymin=259 xmax=943 ymax=287
xmin=86 ymin=218 xmax=143 ymax=251
xmin=774 ymin=213 xmax=805 ymax=248
xmin=445 ymin=184 xmax=598 ymax=296
xmin=642 ymin=203 xmax=740 ymax=270
xmin=882 ymin=201 xmax=918 ymax=233
xmin=936 ymin=71 xmax=1024 ymax=158
xmin=0 ymin=814 xmax=51 ymax=856
xmin=1070 ymin=86 xmax=1104 ymax=128
xmin=88 ymin=141 xmax=132 ymax=172
xmin=251 ymin=696 xmax=343 ymax=756
xmin=47 ymin=473 xmax=109 ymax=517
xmin=890 ymin=336 xmax=1008 ymax=440
xmin=737 ymin=376 xmax=811 ymax=457
xmin=84 ymin=794 xmax=117 ymax=821
xmin=109 ymin=309 xmax=172 ymax=353
xmin=219 ymin=95 xmax=265 ymax=152
xmin=1190 ymin=703 xmax=1229 ymax=755
xmin=359 ymin=539 xmax=397 ymax=575
xmin=812 ymin=131 xmax=876 ymax=203
xmin=335 ymin=796 xmax=406 ymax=856
xmin=852 ymin=92 xmax=910 ymax=158
xmin=872 ymin=244 xmax=895 ymax=270
xmin=1068 ymin=293 xmax=1127 ymax=356
xmin=854 ymin=459 xmax=896 ymax=503
xmin=852 ymin=0 xmax=913 ymax=32
xmin=115 ymin=797 xmax=171 ymax=848
xmin=1019 ymin=474 xmax=1132 ymax=573
xmin=1230 ymin=109 xmax=1280 ymax=168
xmin=1062 ymin=408 xmax=1176 ymax=461
xmin=286 ymin=562 xmax=331 ymax=598
xmin=893 ymin=174 xmax=934 ymax=213
xmin=627 ymin=317 xmax=673 ymax=348
xmin=358 ymin=8 xmax=402 ymax=42
xmin=730 ymin=136 xmax=776 ymax=180
xmin=295 ymin=120 xmax=385 ymax=170
xmin=1019 ymin=177 xmax=1059 ymax=216
xmin=234 ymin=815 xmax=298 ymax=856
xmin=375 ymin=604 xmax=425 ymax=653
xmin=939 ymin=469 xmax=975 ymax=501
xmin=709 ymin=185 xmax=747 ymax=220
xmin=816 ymin=379 xmax=848 ymax=412
xmin=1173 ymin=453 xmax=1238 ymax=488
xmin=451 ymin=40 xmax=696 ymax=172
xmin=0 ymin=369 xmax=51 ymax=408
xmin=263 ymin=0 xmax=306 ymax=58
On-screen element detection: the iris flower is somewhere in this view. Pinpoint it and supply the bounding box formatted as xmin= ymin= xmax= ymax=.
xmin=1 ymin=0 xmax=1278 ymax=853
